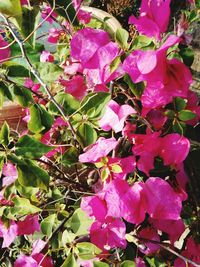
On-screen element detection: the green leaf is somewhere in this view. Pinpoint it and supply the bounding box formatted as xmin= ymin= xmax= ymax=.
xmin=0 ymin=82 xmax=13 ymax=101
xmin=47 ymin=0 xmax=78 ymax=25
xmin=93 ymin=262 xmax=109 ymax=267
xmin=48 ymin=92 xmax=80 ymax=116
xmin=0 ymin=121 xmax=10 ymax=146
xmin=110 ymin=56 xmax=121 ymax=73
xmin=131 ymin=35 xmax=154 ymax=49
xmin=62 ymin=147 xmax=79 ymax=167
xmin=62 ymin=230 xmax=76 ymax=246
xmin=21 ymin=6 xmax=40 ymax=47
xmin=13 ymin=85 xmax=33 ymax=107
xmin=77 ymin=123 xmax=97 ymax=147
xmin=115 ymin=28 xmax=129 ymax=49
xmin=36 ymin=62 xmax=63 ymax=84
xmin=10 ymin=196 xmax=41 ymax=216
xmin=0 ymin=0 xmax=22 ymax=27
xmin=178 ymin=110 xmax=196 ymax=121
xmin=124 ymin=75 xmax=144 ymax=99
xmin=17 ymin=159 xmax=50 ymax=190
xmin=164 ymin=110 xmax=175 ymax=119
xmin=174 ymin=97 xmax=187 ymax=112
xmin=80 ymin=92 xmax=111 ymax=119
xmin=0 ymin=156 xmax=5 ymax=177
xmin=15 ymin=135 xmax=53 ymax=159
xmin=15 ymin=181 xmax=39 ymax=201
xmin=41 ymin=214 xmax=56 ymax=236
xmin=5 ymin=62 xmax=30 ymax=77
xmin=120 ymin=261 xmax=136 ymax=267
xmin=101 ymin=168 xmax=110 ymax=182
xmin=61 ymin=253 xmax=78 ymax=267
xmin=28 ymin=104 xmax=54 ymax=134
xmin=68 ymin=208 xmax=93 ymax=236
xmin=179 ymin=46 xmax=194 ymax=67
xmin=111 ymin=164 xmax=122 ymax=173
xmin=76 ymin=242 xmax=102 ymax=260
xmin=11 ymin=43 xmax=44 ymax=66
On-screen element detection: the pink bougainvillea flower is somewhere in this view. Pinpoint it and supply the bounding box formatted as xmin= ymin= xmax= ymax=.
xmin=82 ymin=178 xmax=146 ymax=225
xmin=17 ymin=215 xmax=40 ymax=236
xmin=160 ymin=134 xmax=190 ymax=166
xmin=144 ymin=177 xmax=182 ymax=220
xmin=59 ymin=75 xmax=87 ymax=100
xmin=104 ymin=179 xmax=146 ymax=224
xmin=174 ymin=237 xmax=200 ymax=267
xmin=32 ymin=239 xmax=47 ymax=255
xmin=122 ymin=121 xmax=137 ymax=141
xmin=185 ymin=91 xmax=200 ymax=125
xmin=24 ymin=78 xmax=40 ymax=93
xmin=70 ymin=28 xmax=110 ymax=68
xmin=0 ymin=35 xmax=11 ymax=63
xmin=123 ymin=35 xmax=192 ymax=111
xmin=48 ymin=28 xmax=64 ymax=43
xmin=90 ymin=217 xmax=126 ymax=251
xmin=138 ymin=227 xmax=160 ymax=255
xmin=15 ymin=239 xmax=54 ymax=267
xmin=106 ymin=156 xmax=136 ymax=180
xmin=0 ymin=220 xmax=18 ymax=248
xmin=176 ymin=164 xmax=188 ymax=201
xmin=132 ymin=131 xmax=161 ymax=175
xmin=135 ymin=258 xmax=146 ymax=267
xmin=14 ymin=255 xmax=38 ymax=267
xmin=132 ymin=132 xmax=190 ymax=175
xmin=32 ymin=253 xmax=54 ymax=267
xmin=2 ymin=163 xmax=18 ymax=187
xmin=77 ymin=9 xmax=91 ymax=24
xmin=14 ymin=253 xmax=54 ymax=267
xmin=63 ymin=61 xmax=83 ymax=76
xmin=79 ymin=137 xmax=118 ymax=163
xmin=81 ymin=195 xmax=107 ymax=222
xmin=0 ymin=214 xmax=41 ymax=248
xmin=70 ymin=28 xmax=122 ymax=89
xmin=129 ymin=0 xmax=171 ymax=40
xmin=150 ymin=218 xmax=185 ymax=244
xmin=145 ymin=109 xmax=167 ymax=129
xmin=0 ymin=193 xmax=14 ymax=207
xmin=99 ymin=100 xmax=136 ymax=133
xmin=40 ymin=51 xmax=54 ymax=63
xmin=41 ymin=4 xmax=57 ymax=24
xmin=20 ymin=0 xmax=28 ymax=5
xmin=41 ymin=117 xmax=67 ymax=158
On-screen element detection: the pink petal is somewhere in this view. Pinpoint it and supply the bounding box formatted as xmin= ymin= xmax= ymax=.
xmin=0 ymin=35 xmax=11 ymax=63
xmin=14 ymin=255 xmax=38 ymax=267
xmin=90 ymin=217 xmax=126 ymax=251
xmin=79 ymin=137 xmax=118 ymax=163
xmin=144 ymin=177 xmax=182 ymax=220
xmin=138 ymin=227 xmax=160 ymax=255
xmin=160 ymin=134 xmax=190 ymax=166
xmin=0 ymin=220 xmax=18 ymax=248
xmin=17 ymin=215 xmax=40 ymax=236
xmin=32 ymin=239 xmax=47 ymax=255
xmin=150 ymin=218 xmax=185 ymax=244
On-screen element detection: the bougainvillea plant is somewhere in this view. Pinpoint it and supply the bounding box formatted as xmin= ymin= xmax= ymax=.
xmin=0 ymin=0 xmax=200 ymax=266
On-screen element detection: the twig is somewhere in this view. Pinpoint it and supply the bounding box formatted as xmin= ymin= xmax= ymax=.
xmin=134 ymin=235 xmax=200 ymax=267
xmin=36 ymin=158 xmax=83 ymax=188
xmin=0 ymin=39 xmax=15 ymax=49
xmin=23 ymin=0 xmax=56 ymax=43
